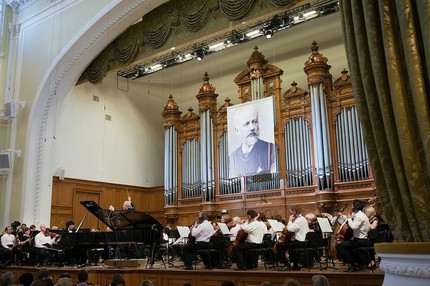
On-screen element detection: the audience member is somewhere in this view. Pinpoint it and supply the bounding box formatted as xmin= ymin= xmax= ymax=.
xmin=76 ymin=270 xmax=92 ymax=286
xmin=259 ymin=282 xmax=273 ymax=286
xmin=312 ymin=275 xmax=329 ymax=286
xmin=220 ymin=281 xmax=236 ymax=286
xmin=0 ymin=272 xmax=15 ymax=286
xmin=30 ymin=280 xmax=47 ymax=286
xmin=282 ymin=278 xmax=301 ymax=286
xmin=55 ymin=278 xmax=72 ymax=286
xmin=110 ymin=274 xmax=125 ymax=286
xmin=38 ymin=269 xmax=53 ymax=286
xmin=19 ymin=272 xmax=34 ymax=286
xmin=139 ymin=280 xmax=154 ymax=286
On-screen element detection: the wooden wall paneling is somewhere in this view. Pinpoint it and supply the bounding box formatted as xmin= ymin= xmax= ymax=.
xmin=74 ymin=190 xmax=101 ymax=230
xmin=51 ymin=178 xmax=166 ymax=230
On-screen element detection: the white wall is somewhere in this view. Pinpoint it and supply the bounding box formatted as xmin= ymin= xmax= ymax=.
xmin=52 ymin=12 xmax=348 ymax=189
xmin=53 ymin=71 xmax=165 ymax=187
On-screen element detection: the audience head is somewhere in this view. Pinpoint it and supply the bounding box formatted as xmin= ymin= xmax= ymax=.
xmin=312 ymin=275 xmax=329 ymax=286
xmin=110 ymin=275 xmax=125 ymax=286
xmin=56 ymin=278 xmax=73 ymax=286
xmin=19 ymin=272 xmax=34 ymax=286
xmin=38 ymin=270 xmax=51 ymax=281
xmin=220 ymin=281 xmax=236 ymax=286
xmin=282 ymin=278 xmax=301 ymax=286
xmin=76 ymin=269 xmax=88 ymax=283
xmin=260 ymin=283 xmax=274 ymax=286
xmin=59 ymin=273 xmax=71 ymax=279
xmin=139 ymin=280 xmax=154 ymax=286
xmin=30 ymin=280 xmax=47 ymax=286
xmin=0 ymin=272 xmax=15 ymax=286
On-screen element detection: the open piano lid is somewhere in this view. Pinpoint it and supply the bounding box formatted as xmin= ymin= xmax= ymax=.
xmin=80 ymin=201 xmax=163 ymax=231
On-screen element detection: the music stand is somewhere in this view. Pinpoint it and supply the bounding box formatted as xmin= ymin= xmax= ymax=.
xmin=317 ymin=217 xmax=335 ymax=269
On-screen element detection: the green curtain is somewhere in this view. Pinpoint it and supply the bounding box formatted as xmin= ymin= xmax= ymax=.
xmin=340 ymin=0 xmax=430 ymax=242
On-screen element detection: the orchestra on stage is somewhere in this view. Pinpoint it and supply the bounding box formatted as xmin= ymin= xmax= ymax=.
xmin=0 ymin=199 xmax=393 ymax=271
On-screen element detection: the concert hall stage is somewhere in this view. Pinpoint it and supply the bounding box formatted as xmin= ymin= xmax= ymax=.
xmin=5 ymin=262 xmax=384 ymax=286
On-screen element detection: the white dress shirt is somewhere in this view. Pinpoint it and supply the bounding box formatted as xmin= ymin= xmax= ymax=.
xmin=348 ymin=210 xmax=370 ymax=239
xmin=1 ymin=233 xmax=15 ymax=249
xmin=242 ymin=220 xmax=267 ymax=244
xmin=34 ymin=232 xmax=56 ymax=248
xmin=191 ymin=220 xmax=213 ymax=243
xmin=287 ymin=215 xmax=309 ymax=242
xmin=229 ymin=224 xmax=242 ymax=241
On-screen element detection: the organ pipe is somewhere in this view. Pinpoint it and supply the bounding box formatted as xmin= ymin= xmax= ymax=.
xmin=310 ymin=84 xmax=333 ymax=190
xmin=335 ymin=107 xmax=370 ymax=182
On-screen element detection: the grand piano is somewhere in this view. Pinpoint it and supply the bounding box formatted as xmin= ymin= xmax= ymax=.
xmin=55 ymin=201 xmax=164 ymax=265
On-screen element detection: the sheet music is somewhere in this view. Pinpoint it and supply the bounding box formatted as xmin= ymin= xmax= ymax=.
xmin=217 ymin=222 xmax=231 ymax=235
xmin=176 ymin=226 xmax=190 ymax=238
xmin=317 ymin=217 xmax=333 ymax=233
xmin=267 ymin=219 xmax=285 ymax=232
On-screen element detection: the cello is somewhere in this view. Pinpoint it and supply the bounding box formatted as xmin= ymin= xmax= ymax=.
xmin=272 ymin=225 xmax=293 ymax=254
xmin=226 ymin=228 xmax=248 ymax=255
xmin=329 ymin=204 xmax=350 ymax=259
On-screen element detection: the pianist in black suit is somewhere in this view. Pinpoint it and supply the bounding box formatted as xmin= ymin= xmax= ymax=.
xmin=63 ymin=219 xmax=87 ymax=267
xmin=65 ymin=220 xmax=75 ymax=233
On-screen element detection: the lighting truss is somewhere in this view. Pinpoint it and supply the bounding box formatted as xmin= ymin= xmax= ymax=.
xmin=117 ymin=0 xmax=340 ymax=80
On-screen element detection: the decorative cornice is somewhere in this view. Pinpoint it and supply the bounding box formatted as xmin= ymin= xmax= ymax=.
xmin=8 ymin=23 xmax=21 ymax=40
xmin=379 ymin=255 xmax=430 ymax=279
xmin=6 ymin=0 xmax=31 ymax=12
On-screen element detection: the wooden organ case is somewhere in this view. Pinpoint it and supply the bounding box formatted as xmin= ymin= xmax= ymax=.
xmin=163 ymin=42 xmax=376 ymax=226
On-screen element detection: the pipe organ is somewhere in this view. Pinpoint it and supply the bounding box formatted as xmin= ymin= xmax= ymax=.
xmin=163 ymin=42 xmax=375 ymax=225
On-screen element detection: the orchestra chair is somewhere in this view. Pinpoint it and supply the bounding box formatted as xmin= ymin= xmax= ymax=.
xmin=289 ymin=232 xmax=320 ymax=272
xmin=262 ymin=234 xmax=279 ymax=270
xmin=245 ymin=235 xmax=271 ymax=270
xmin=310 ymin=231 xmax=332 ymax=270
xmin=354 ymin=228 xmax=379 ymax=273
xmin=193 ymin=237 xmax=221 ymax=269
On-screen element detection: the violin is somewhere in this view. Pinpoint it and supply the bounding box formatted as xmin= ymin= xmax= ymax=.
xmin=45 ymin=229 xmax=61 ymax=241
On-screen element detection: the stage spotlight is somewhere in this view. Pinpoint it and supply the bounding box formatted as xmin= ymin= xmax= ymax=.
xmin=194 ymin=49 xmax=205 ymax=61
xmin=263 ymin=29 xmax=273 ymax=39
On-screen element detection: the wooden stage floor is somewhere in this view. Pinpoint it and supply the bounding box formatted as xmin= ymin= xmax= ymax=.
xmin=4 ymin=258 xmax=384 ymax=286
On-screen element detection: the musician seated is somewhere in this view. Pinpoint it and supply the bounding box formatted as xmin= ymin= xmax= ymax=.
xmin=0 ymin=226 xmax=18 ymax=265
xmin=275 ymin=205 xmax=310 ymax=271
xmin=182 ymin=212 xmax=213 ymax=270
xmin=65 ymin=220 xmax=75 ymax=233
xmin=335 ymin=200 xmax=371 ymax=272
xmin=231 ymin=209 xmax=267 ymax=270
xmin=330 ymin=208 xmax=347 ymax=227
xmin=229 ymin=217 xmax=242 ymax=242
xmin=17 ymin=227 xmax=35 ymax=265
xmin=34 ymin=225 xmax=62 ymax=266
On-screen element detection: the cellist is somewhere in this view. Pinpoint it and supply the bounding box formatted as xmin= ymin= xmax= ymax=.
xmin=182 ymin=212 xmax=213 ymax=270
xmin=231 ymin=209 xmax=267 ymax=270
xmin=275 ymin=205 xmax=309 ymax=271
xmin=335 ymin=200 xmax=371 ymax=272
